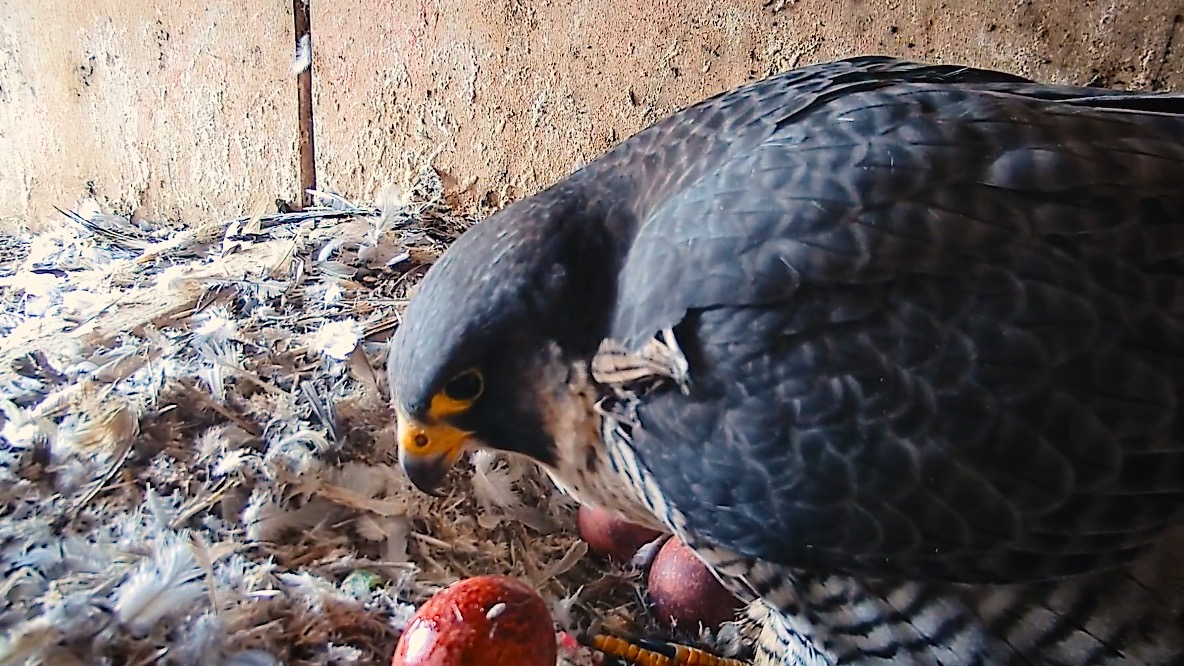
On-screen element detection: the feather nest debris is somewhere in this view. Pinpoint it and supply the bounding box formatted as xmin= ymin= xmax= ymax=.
xmin=0 ymin=173 xmax=649 ymax=666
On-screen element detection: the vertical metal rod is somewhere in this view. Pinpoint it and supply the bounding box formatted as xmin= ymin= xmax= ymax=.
xmin=293 ymin=0 xmax=316 ymax=210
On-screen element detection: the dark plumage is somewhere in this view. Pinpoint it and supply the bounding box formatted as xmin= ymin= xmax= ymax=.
xmin=387 ymin=56 xmax=1184 ymax=664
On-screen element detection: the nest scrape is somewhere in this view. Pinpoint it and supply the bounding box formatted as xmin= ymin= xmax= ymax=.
xmin=0 ymin=173 xmax=645 ymax=666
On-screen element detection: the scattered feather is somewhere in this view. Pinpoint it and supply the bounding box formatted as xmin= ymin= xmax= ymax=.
xmin=291 ymin=34 xmax=312 ymax=76
xmin=312 ymin=319 xmax=362 ymax=361
xmin=111 ymin=533 xmax=207 ymax=633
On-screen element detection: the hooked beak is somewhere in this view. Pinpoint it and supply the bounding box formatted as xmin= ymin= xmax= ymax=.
xmin=396 ymin=412 xmax=469 ymax=496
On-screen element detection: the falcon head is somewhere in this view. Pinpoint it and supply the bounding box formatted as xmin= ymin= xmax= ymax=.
xmin=386 ymin=189 xmax=618 ymax=494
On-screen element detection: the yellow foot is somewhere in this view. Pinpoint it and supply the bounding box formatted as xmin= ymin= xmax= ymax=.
xmin=585 ymin=633 xmax=749 ymax=666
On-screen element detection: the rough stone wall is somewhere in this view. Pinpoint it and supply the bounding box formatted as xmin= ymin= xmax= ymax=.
xmin=2 ymin=1 xmax=1181 ymax=226
xmin=311 ymin=1 xmax=1184 ymax=209
xmin=0 ymin=1 xmax=299 ymax=229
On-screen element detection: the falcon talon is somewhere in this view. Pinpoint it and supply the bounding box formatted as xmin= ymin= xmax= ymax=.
xmin=590 ymin=339 xmax=669 ymax=387
xmin=591 ymin=333 xmax=692 ymax=396
xmin=656 ymin=328 xmax=692 ymax=394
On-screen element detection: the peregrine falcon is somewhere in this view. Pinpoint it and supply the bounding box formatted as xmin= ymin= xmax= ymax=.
xmin=386 ymin=56 xmax=1184 ymax=665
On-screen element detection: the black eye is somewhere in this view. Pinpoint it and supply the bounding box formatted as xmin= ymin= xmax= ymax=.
xmin=443 ymin=369 xmax=484 ymax=402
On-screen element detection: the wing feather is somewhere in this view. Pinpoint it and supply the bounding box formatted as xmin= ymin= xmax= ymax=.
xmin=606 ymin=60 xmax=1184 ymax=583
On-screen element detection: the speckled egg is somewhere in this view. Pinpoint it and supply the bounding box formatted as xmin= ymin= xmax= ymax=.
xmin=646 ymin=538 xmax=741 ymax=631
xmin=391 ymin=575 xmax=558 ymax=666
xmin=577 ymin=504 xmax=664 ymax=563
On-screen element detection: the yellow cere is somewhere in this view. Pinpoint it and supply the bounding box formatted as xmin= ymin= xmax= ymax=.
xmin=397 ymin=368 xmax=484 ymax=459
xmin=397 ymin=413 xmax=472 ymax=459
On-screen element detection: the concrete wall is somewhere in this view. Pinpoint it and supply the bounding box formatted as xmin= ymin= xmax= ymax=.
xmin=311 ymin=0 xmax=1184 ymax=209
xmin=0 ymin=1 xmax=299 ymax=229
xmin=2 ymin=1 xmax=1181 ymax=226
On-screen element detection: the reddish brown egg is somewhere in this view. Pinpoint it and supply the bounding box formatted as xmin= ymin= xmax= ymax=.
xmin=577 ymin=504 xmax=664 ymax=562
xmin=391 ymin=575 xmax=558 ymax=666
xmin=646 ymin=538 xmax=741 ymax=631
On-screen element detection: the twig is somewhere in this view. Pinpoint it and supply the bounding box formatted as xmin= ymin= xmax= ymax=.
xmin=68 ymin=438 xmax=135 ymax=522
